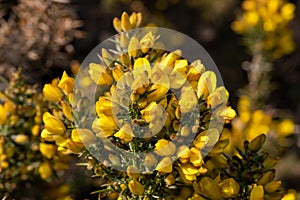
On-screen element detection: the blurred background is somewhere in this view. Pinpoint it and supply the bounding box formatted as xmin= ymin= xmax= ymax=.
xmin=0 ymin=0 xmax=300 ymax=199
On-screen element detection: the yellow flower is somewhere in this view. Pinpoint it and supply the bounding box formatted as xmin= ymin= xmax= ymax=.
xmin=189 ymin=147 xmax=203 ymax=166
xmin=39 ymin=161 xmax=52 ymax=180
xmin=126 ymin=166 xmax=140 ymax=178
xmin=140 ymin=32 xmax=154 ymax=53
xmin=71 ymin=129 xmax=95 ymax=144
xmin=43 ymin=112 xmax=65 ymax=135
xmin=165 ymin=173 xmax=175 ymax=186
xmin=218 ymin=178 xmax=240 ymax=198
xmin=4 ymin=100 xmax=14 ymax=113
xmin=179 ymin=163 xmax=200 ymax=182
xmin=62 ymin=102 xmax=73 ymax=121
xmin=155 ymin=139 xmax=176 ymax=156
xmin=282 ymin=190 xmax=297 ymax=200
xmin=207 ymin=86 xmax=229 ymax=108
xmin=31 ymin=124 xmax=40 ymax=136
xmin=96 ymin=97 xmax=114 ymax=117
xmin=88 ymin=63 xmax=114 ymax=85
xmin=144 ymin=154 xmax=158 ymax=167
xmin=43 ymin=83 xmax=63 ymax=102
xmin=93 ymin=115 xmax=118 ymax=138
xmin=155 ymin=157 xmax=173 ymax=173
xmin=159 ymin=52 xmax=177 ymax=73
xmin=128 ymin=180 xmax=144 ymax=196
xmin=12 ymin=134 xmax=28 ymax=144
xmin=197 ymin=71 xmax=217 ymax=99
xmin=112 ymin=65 xmax=124 ymax=81
xmin=198 ymin=176 xmax=221 ymax=199
xmin=277 ymin=119 xmax=294 ymax=137
xmin=58 ymin=71 xmax=74 ymax=94
xmin=250 ymin=185 xmax=264 ymax=200
xmin=179 ymin=86 xmax=198 ymax=113
xmin=281 ymin=3 xmax=295 ymax=20
xmin=141 ymin=102 xmax=164 ymax=123
xmin=0 ymin=104 xmax=7 ymax=126
xmin=244 ymin=11 xmax=260 ymax=27
xmin=133 ymin=57 xmax=151 ymax=79
xmin=114 ymin=124 xmax=134 ymax=142
xmin=39 ymin=143 xmax=56 ymax=159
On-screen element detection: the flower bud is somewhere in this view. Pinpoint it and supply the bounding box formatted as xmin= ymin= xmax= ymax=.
xmin=128 ymin=36 xmax=139 ymax=58
xmin=250 ymin=185 xmax=264 ymax=200
xmin=12 ymin=134 xmax=28 ymax=144
xmin=257 ymin=170 xmax=275 ymax=185
xmin=113 ymin=17 xmax=121 ymax=32
xmin=263 ymin=157 xmax=277 ymax=169
xmin=248 ymin=134 xmax=266 ymax=152
xmin=121 ymin=12 xmax=131 ymax=31
xmin=120 ymin=32 xmax=128 ymax=48
xmin=264 ymin=181 xmax=281 ymax=193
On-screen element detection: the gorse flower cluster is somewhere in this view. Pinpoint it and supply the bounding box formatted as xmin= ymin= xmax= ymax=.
xmin=232 ymin=0 xmax=295 ymax=59
xmin=0 ymin=71 xmax=70 ymax=198
xmin=38 ymin=11 xmax=299 ymax=200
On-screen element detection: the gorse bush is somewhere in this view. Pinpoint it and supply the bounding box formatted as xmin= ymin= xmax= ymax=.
xmin=0 ymin=0 xmax=298 ymax=199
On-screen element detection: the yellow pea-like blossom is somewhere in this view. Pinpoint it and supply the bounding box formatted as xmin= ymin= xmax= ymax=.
xmin=12 ymin=134 xmax=28 ymax=144
xmin=155 ymin=157 xmax=173 ymax=173
xmin=93 ymin=115 xmax=118 ymax=138
xmin=88 ymin=63 xmax=114 ymax=86
xmin=197 ymin=71 xmax=217 ymax=99
xmin=126 ymin=166 xmax=140 ymax=179
xmin=144 ymin=154 xmax=158 ymax=168
xmin=96 ymin=97 xmax=114 ymax=117
xmin=133 ymin=57 xmax=151 ymax=79
xmin=43 ymin=112 xmax=65 ymax=135
xmin=218 ymin=178 xmax=240 ymax=198
xmin=0 ymin=104 xmax=7 ymax=126
xmin=140 ymin=32 xmax=154 ymax=53
xmin=58 ymin=71 xmax=74 ymax=94
xmin=114 ymin=124 xmax=134 ymax=142
xmin=155 ymin=139 xmax=176 ymax=156
xmin=39 ymin=161 xmax=53 ymax=180
xmin=43 ymin=83 xmax=63 ymax=102
xmin=128 ymin=180 xmax=144 ymax=196
xmin=71 ymin=129 xmax=95 ymax=144
xmin=39 ymin=143 xmax=57 ymax=159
